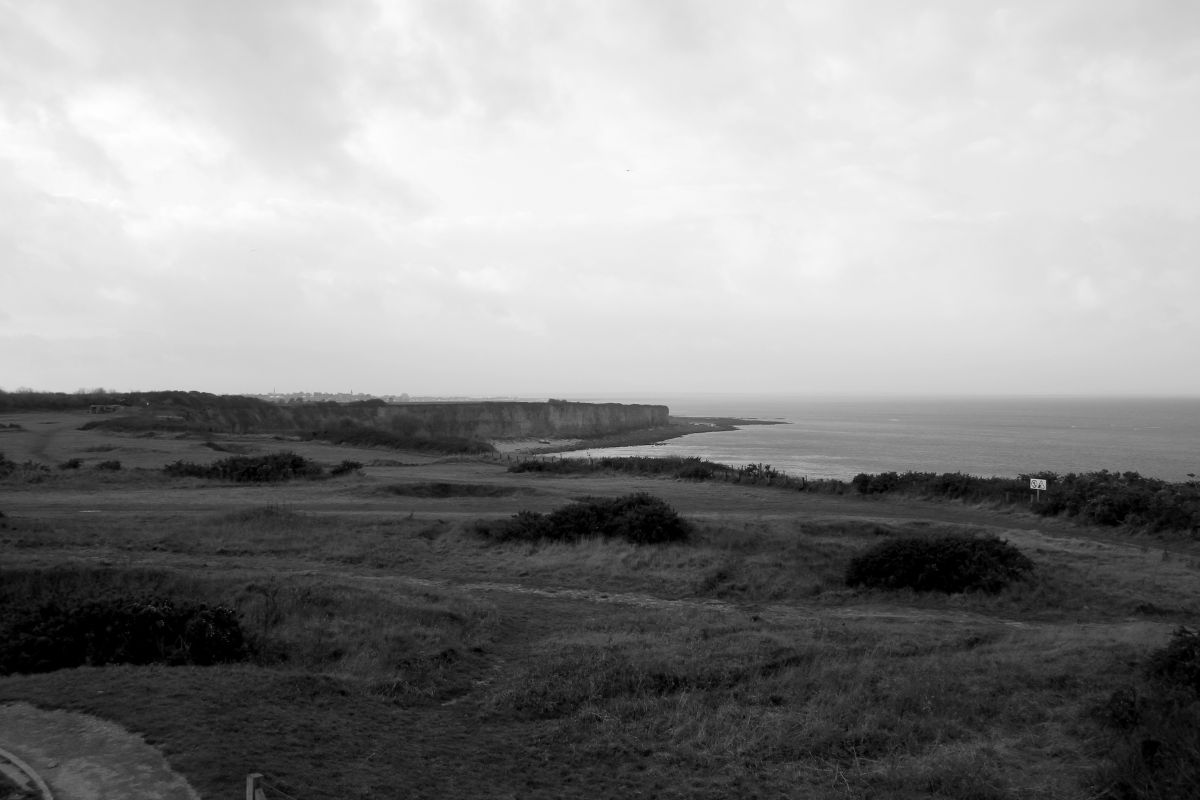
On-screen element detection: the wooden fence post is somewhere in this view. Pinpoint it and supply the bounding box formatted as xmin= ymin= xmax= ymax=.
xmin=246 ymin=773 xmax=266 ymax=800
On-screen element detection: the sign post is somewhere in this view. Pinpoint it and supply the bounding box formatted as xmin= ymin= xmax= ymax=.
xmin=1029 ymin=478 xmax=1048 ymax=503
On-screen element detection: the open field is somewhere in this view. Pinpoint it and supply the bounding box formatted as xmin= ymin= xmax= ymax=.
xmin=2 ymin=410 xmax=1199 ymax=799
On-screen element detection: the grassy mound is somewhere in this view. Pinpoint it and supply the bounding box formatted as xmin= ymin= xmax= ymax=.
xmin=844 ymin=535 xmax=1034 ymax=594
xmin=476 ymin=493 xmax=691 ymax=544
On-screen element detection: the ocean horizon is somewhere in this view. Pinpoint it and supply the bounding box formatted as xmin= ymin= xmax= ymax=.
xmin=560 ymin=394 xmax=1200 ymax=483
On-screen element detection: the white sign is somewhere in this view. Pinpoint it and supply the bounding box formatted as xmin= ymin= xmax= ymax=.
xmin=1030 ymin=478 xmax=1048 ymax=491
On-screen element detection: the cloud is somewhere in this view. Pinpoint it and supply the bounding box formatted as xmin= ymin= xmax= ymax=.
xmin=1 ymin=1 xmax=1198 ymax=395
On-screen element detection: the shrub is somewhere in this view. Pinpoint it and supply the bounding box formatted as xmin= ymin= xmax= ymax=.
xmin=508 ymin=456 xmax=728 ymax=481
xmin=164 ymin=451 xmax=324 ymax=482
xmin=331 ymin=460 xmax=363 ymax=477
xmin=844 ymin=535 xmax=1034 ymax=593
xmin=94 ymin=459 xmax=122 ymax=471
xmin=675 ymin=461 xmax=716 ymax=480
xmin=0 ymin=455 xmax=50 ymax=482
xmin=58 ymin=458 xmax=83 ymax=470
xmin=851 ymin=471 xmax=902 ymax=494
xmin=476 ymin=493 xmax=691 ymax=545
xmin=0 ymin=596 xmax=248 ymax=674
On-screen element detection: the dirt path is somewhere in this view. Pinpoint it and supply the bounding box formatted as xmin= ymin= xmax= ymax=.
xmin=0 ymin=702 xmax=200 ymax=800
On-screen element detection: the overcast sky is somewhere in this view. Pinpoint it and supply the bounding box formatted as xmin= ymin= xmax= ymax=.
xmin=3 ymin=1 xmax=1199 ymax=398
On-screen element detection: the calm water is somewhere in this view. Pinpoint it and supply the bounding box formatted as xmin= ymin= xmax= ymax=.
xmin=561 ymin=395 xmax=1200 ymax=482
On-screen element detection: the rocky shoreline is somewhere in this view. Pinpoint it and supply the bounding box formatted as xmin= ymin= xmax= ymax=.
xmin=502 ymin=415 xmax=786 ymax=455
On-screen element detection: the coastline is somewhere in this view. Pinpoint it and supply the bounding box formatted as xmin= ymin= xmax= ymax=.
xmin=499 ymin=416 xmax=786 ymax=456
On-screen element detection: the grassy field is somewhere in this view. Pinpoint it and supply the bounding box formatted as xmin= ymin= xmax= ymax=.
xmin=2 ymin=410 xmax=1198 ymax=799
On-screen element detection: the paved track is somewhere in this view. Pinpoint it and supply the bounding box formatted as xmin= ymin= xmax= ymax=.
xmin=0 ymin=702 xmax=200 ymax=800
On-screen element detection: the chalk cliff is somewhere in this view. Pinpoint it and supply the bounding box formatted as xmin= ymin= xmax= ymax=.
xmin=363 ymin=400 xmax=670 ymax=440
xmin=87 ymin=393 xmax=669 ymax=441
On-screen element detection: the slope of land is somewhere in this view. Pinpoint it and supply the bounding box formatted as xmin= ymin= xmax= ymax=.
xmin=1 ymin=412 xmax=1197 ymax=799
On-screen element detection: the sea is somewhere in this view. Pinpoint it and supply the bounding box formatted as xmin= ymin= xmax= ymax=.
xmin=558 ymin=395 xmax=1200 ymax=483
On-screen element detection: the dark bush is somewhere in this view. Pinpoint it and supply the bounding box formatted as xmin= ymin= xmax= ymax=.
xmin=0 ymin=596 xmax=248 ymax=674
xmin=476 ymin=493 xmax=691 ymax=545
xmin=597 ymin=494 xmax=694 ymax=544
xmin=508 ymin=456 xmax=728 ymax=481
xmin=58 ymin=458 xmax=83 ymax=470
xmin=675 ymin=461 xmax=716 ymax=480
xmin=384 ymin=482 xmax=518 ymax=498
xmin=94 ymin=459 xmax=122 ymax=471
xmin=330 ymin=460 xmax=363 ymax=477
xmin=164 ymin=451 xmax=324 ymax=482
xmin=844 ymin=535 xmax=1034 ymax=593
xmin=851 ymin=471 xmax=902 ymax=494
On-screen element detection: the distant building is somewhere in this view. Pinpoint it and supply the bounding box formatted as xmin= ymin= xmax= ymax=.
xmin=88 ymin=404 xmax=125 ymax=414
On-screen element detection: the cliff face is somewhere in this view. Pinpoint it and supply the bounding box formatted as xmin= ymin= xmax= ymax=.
xmin=362 ymin=401 xmax=670 ymax=440
xmin=121 ymin=396 xmax=669 ymax=440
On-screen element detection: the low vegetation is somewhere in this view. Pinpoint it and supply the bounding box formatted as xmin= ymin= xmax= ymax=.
xmin=475 ymin=493 xmax=692 ymax=544
xmin=850 ymin=470 xmax=1200 ymax=534
xmin=0 ymin=564 xmax=496 ymax=705
xmin=308 ymin=421 xmax=495 ymax=455
xmin=508 ymin=456 xmax=1200 ymax=535
xmin=0 ymin=770 xmax=38 ymax=800
xmin=844 ymin=534 xmax=1036 ymax=594
xmin=1096 ymin=627 xmax=1200 ymax=799
xmin=329 ymin=459 xmax=363 ymax=477
xmin=381 ymin=481 xmax=520 ymax=498
xmin=3 ymin=405 xmax=1200 ymax=798
xmin=163 ymin=451 xmax=325 ymax=482
xmin=0 ymin=568 xmax=248 ymax=674
xmin=0 ymin=452 xmax=50 ymax=482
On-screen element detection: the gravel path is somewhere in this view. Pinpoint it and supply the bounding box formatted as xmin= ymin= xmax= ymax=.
xmin=0 ymin=702 xmax=200 ymax=800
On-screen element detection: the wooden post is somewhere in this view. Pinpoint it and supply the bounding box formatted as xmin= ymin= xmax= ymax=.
xmin=247 ymin=773 xmax=265 ymax=800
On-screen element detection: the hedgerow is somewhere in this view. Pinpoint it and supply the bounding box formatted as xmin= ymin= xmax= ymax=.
xmin=509 ymin=458 xmax=1200 ymax=532
xmin=844 ymin=535 xmax=1034 ymax=594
